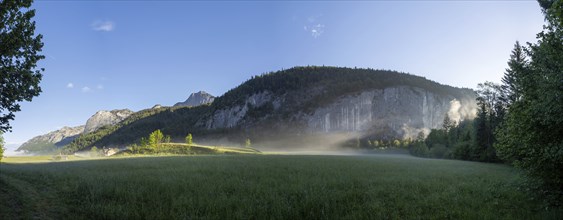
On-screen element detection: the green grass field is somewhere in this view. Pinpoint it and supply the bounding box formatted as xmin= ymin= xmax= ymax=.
xmin=1 ymin=154 xmax=561 ymax=219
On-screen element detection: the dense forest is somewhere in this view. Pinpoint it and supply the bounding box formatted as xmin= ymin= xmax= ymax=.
xmin=213 ymin=66 xmax=473 ymax=112
xmin=411 ymin=0 xmax=562 ymax=205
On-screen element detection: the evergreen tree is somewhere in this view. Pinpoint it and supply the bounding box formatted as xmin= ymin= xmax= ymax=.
xmin=473 ymin=100 xmax=491 ymax=161
xmin=496 ymin=0 xmax=563 ymax=200
xmin=501 ymin=41 xmax=527 ymax=106
xmin=164 ymin=135 xmax=171 ymax=144
xmin=442 ymin=114 xmax=453 ymax=133
xmin=185 ymin=133 xmax=193 ymax=145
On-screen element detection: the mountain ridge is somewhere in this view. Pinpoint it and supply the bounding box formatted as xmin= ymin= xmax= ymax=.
xmin=63 ymin=66 xmax=477 ymax=153
xmin=17 ymin=109 xmax=134 ymax=153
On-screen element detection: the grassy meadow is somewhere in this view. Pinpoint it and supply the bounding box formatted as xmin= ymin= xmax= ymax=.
xmin=1 ymin=154 xmax=561 ymax=219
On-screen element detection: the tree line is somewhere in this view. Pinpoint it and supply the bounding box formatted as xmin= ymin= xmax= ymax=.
xmin=412 ymin=0 xmax=562 ymax=205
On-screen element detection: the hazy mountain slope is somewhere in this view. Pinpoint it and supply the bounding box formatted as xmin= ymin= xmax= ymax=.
xmin=17 ymin=109 xmax=134 ymax=154
xmin=64 ymin=66 xmax=477 ymax=152
xmin=62 ymin=106 xmax=207 ymax=153
xmin=17 ymin=126 xmax=85 ymax=153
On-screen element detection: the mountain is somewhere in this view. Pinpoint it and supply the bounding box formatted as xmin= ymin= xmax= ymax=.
xmin=173 ymin=91 xmax=215 ymax=107
xmin=17 ymin=125 xmax=85 ymax=153
xmin=64 ymin=66 xmax=477 ymax=153
xmin=84 ymin=109 xmax=134 ymax=133
xmin=17 ymin=109 xmax=134 ymax=154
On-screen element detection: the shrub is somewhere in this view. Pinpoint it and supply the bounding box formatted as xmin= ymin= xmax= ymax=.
xmin=430 ymin=144 xmax=448 ymax=159
xmin=409 ymin=142 xmax=429 ymax=157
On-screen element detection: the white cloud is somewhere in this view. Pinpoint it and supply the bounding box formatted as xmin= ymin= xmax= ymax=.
xmin=67 ymin=83 xmax=74 ymax=88
xmin=97 ymin=84 xmax=104 ymax=90
xmin=92 ymin=20 xmax=115 ymax=32
xmin=305 ymin=23 xmax=325 ymax=38
xmin=303 ymin=14 xmax=325 ymax=39
xmin=81 ymin=86 xmax=91 ymax=93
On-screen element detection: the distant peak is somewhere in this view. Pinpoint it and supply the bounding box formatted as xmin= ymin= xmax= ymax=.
xmin=174 ymin=91 xmax=215 ymax=107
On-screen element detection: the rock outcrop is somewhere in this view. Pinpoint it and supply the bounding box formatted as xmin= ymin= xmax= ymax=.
xmin=174 ymin=91 xmax=215 ymax=107
xmin=203 ymin=86 xmax=476 ymax=140
xmin=305 ymin=86 xmax=476 ymax=139
xmin=83 ymin=109 xmax=134 ymax=133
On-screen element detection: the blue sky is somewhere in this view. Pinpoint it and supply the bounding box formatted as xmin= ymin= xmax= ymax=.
xmin=3 ymin=0 xmax=544 ymax=149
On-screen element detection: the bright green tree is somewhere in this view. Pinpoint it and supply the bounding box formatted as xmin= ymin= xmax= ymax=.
xmin=185 ymin=133 xmax=193 ymax=145
xmin=0 ymin=0 xmax=45 ymax=132
xmin=0 ymin=132 xmax=5 ymax=161
xmin=140 ymin=137 xmax=149 ymax=148
xmin=164 ymin=135 xmax=171 ymax=144
xmin=393 ymin=139 xmax=401 ymax=148
xmin=148 ymin=130 xmax=164 ymax=150
xmin=245 ymin=138 xmax=251 ymax=148
xmin=90 ymin=146 xmax=99 ymax=156
xmin=373 ymin=140 xmax=380 ymax=148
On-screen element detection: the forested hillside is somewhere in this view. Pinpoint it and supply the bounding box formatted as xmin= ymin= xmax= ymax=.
xmin=63 ymin=66 xmax=476 ymax=153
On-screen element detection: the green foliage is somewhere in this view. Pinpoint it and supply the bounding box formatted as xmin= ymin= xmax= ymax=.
xmin=408 ymin=141 xmax=429 ymax=157
xmin=245 ymin=138 xmax=251 ymax=148
xmin=372 ymin=140 xmax=380 ymax=148
xmin=90 ymin=146 xmax=99 ymax=157
xmin=450 ymin=140 xmax=469 ymax=160
xmin=392 ymin=139 xmax=401 ymax=148
xmin=442 ymin=114 xmax=454 ymax=133
xmin=501 ymin=41 xmax=527 ymax=106
xmin=495 ymin=0 xmax=563 ymax=203
xmin=148 ymin=130 xmax=164 ymax=150
xmin=0 ymin=132 xmax=4 ymax=161
xmin=164 ymin=135 xmax=171 ymax=144
xmin=185 ymin=133 xmax=193 ymax=145
xmin=0 ymin=0 xmax=45 ymax=132
xmin=425 ymin=129 xmax=447 ymax=147
xmin=429 ymin=144 xmax=449 ymax=159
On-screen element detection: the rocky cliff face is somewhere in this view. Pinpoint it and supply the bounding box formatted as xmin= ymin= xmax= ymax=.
xmin=305 ymin=86 xmax=476 ymax=139
xmin=202 ymin=86 xmax=476 ymax=140
xmin=17 ymin=125 xmax=85 ymax=153
xmin=174 ymin=91 xmax=215 ymax=107
xmin=205 ymin=91 xmax=275 ymax=129
xmin=83 ymin=109 xmax=134 ymax=133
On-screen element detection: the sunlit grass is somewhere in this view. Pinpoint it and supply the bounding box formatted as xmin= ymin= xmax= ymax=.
xmin=1 ymin=155 xmax=561 ymax=219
